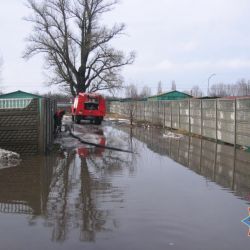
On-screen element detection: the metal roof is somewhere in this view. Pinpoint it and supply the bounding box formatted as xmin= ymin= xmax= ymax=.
xmin=0 ymin=90 xmax=43 ymax=99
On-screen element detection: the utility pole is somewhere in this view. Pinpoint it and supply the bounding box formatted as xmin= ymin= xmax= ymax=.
xmin=207 ymin=73 xmax=216 ymax=96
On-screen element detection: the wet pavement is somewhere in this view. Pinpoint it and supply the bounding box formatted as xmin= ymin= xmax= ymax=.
xmin=0 ymin=119 xmax=250 ymax=250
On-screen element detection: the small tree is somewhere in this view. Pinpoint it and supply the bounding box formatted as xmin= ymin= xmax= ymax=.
xmin=209 ymin=83 xmax=227 ymax=97
xmin=191 ymin=85 xmax=203 ymax=97
xmin=236 ymin=78 xmax=248 ymax=96
xmin=139 ymin=85 xmax=151 ymax=98
xmin=171 ymin=80 xmax=176 ymax=91
xmin=24 ymin=0 xmax=135 ymax=96
xmin=157 ymin=81 xmax=162 ymax=94
xmin=247 ymin=80 xmax=250 ymax=96
xmin=125 ymin=84 xmax=138 ymax=126
xmin=125 ymin=84 xmax=138 ymax=99
xmin=208 ymin=79 xmax=250 ymax=97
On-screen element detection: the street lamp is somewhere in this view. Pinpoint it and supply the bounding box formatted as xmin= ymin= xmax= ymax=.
xmin=207 ymin=73 xmax=216 ymax=96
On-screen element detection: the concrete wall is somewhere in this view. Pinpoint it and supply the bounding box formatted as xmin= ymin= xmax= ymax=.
xmin=110 ymin=98 xmax=250 ymax=147
xmin=0 ymin=98 xmax=56 ymax=155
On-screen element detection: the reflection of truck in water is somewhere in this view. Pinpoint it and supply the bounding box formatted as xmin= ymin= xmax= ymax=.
xmin=77 ymin=137 xmax=106 ymax=158
xmin=71 ymin=92 xmax=106 ymax=125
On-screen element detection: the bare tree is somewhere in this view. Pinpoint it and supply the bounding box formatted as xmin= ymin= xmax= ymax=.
xmin=125 ymin=84 xmax=138 ymax=125
xmin=23 ymin=0 xmax=135 ymax=97
xmin=171 ymin=80 xmax=176 ymax=91
xmin=236 ymin=78 xmax=248 ymax=96
xmin=209 ymin=79 xmax=250 ymax=97
xmin=191 ymin=85 xmax=203 ymax=97
xmin=209 ymin=83 xmax=227 ymax=97
xmin=139 ymin=85 xmax=151 ymax=98
xmin=157 ymin=81 xmax=162 ymax=95
xmin=247 ymin=80 xmax=250 ymax=96
xmin=125 ymin=83 xmax=138 ymax=99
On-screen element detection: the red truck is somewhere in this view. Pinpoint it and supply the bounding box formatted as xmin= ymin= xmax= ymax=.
xmin=71 ymin=92 xmax=106 ymax=125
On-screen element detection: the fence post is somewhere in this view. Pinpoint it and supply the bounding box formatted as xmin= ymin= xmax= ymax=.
xmin=152 ymin=101 xmax=154 ymax=124
xmin=178 ymin=101 xmax=181 ymax=129
xmin=144 ymin=101 xmax=146 ymax=122
xmin=201 ymin=100 xmax=203 ymax=136
xmin=170 ymin=101 xmax=173 ymax=130
xmin=215 ymin=99 xmax=218 ymax=141
xmin=38 ymin=98 xmax=45 ymax=154
xmin=163 ymin=101 xmax=166 ymax=128
xmin=234 ymin=99 xmax=237 ymax=147
xmin=188 ymin=99 xmax=191 ymax=134
xmin=157 ymin=101 xmax=159 ymax=124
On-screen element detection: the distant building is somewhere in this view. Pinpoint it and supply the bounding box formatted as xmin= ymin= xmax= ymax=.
xmin=147 ymin=90 xmax=192 ymax=101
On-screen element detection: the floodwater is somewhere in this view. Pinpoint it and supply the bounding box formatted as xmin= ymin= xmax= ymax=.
xmin=0 ymin=120 xmax=250 ymax=250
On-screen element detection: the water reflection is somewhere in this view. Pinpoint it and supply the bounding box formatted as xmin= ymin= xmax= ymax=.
xmin=44 ymin=152 xmax=117 ymax=242
xmin=0 ymin=124 xmax=250 ymax=249
xmin=121 ymin=126 xmax=250 ymax=203
xmin=0 ymin=126 xmax=136 ymax=242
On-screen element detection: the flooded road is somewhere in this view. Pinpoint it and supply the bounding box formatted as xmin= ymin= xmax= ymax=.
xmin=0 ymin=120 xmax=250 ymax=250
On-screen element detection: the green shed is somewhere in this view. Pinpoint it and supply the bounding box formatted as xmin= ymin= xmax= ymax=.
xmin=0 ymin=90 xmax=43 ymax=109
xmin=147 ymin=90 xmax=192 ymax=101
xmin=0 ymin=90 xmax=42 ymax=99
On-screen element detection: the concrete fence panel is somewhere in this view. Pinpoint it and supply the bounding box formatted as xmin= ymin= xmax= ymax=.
xmin=202 ymin=100 xmax=217 ymax=139
xmin=0 ymin=99 xmax=39 ymax=154
xmin=172 ymin=101 xmax=180 ymax=129
xmin=110 ymin=97 xmax=250 ymax=147
xmin=190 ymin=99 xmax=202 ymax=135
xmin=0 ymin=98 xmax=55 ymax=155
xmin=179 ymin=100 xmax=189 ymax=131
xmin=152 ymin=101 xmax=159 ymax=124
xmin=217 ymin=99 xmax=235 ymax=144
xmin=236 ymin=99 xmax=250 ymax=147
xmin=164 ymin=102 xmax=172 ymax=128
xmin=158 ymin=101 xmax=165 ymax=126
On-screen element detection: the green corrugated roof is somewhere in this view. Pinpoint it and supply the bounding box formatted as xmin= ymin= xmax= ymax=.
xmin=0 ymin=90 xmax=43 ymax=99
xmin=148 ymin=90 xmax=192 ymax=101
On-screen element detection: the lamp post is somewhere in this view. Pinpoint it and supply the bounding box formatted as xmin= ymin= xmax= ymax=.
xmin=207 ymin=73 xmax=216 ymax=96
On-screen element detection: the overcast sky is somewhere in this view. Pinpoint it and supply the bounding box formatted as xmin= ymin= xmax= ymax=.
xmin=1 ymin=0 xmax=250 ymax=95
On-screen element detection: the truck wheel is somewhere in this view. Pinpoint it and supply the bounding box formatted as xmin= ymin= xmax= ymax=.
xmin=95 ymin=118 xmax=102 ymax=125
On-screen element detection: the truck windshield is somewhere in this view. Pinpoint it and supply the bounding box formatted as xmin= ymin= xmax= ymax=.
xmin=84 ymin=102 xmax=99 ymax=110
